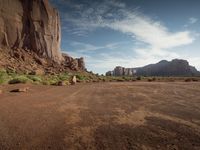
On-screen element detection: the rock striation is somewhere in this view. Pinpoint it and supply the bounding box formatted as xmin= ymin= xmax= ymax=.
xmin=0 ymin=0 xmax=85 ymax=73
xmin=106 ymin=59 xmax=200 ymax=77
xmin=0 ymin=0 xmax=62 ymax=62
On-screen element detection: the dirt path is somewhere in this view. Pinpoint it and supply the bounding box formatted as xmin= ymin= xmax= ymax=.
xmin=0 ymin=82 xmax=200 ymax=150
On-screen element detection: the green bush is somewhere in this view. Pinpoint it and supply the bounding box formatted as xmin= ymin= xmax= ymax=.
xmin=58 ymin=73 xmax=69 ymax=81
xmin=28 ymin=75 xmax=42 ymax=82
xmin=185 ymin=78 xmax=192 ymax=82
xmin=152 ymin=77 xmax=156 ymax=81
xmin=136 ymin=76 xmax=142 ymax=80
xmin=0 ymin=69 xmax=9 ymax=84
xmin=116 ymin=78 xmax=125 ymax=82
xmin=76 ymin=74 xmax=87 ymax=81
xmin=9 ymin=76 xmax=31 ymax=84
xmin=45 ymin=78 xmax=59 ymax=85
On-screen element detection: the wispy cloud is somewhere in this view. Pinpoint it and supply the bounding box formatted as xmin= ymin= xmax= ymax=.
xmin=184 ymin=17 xmax=198 ymax=28
xmin=62 ymin=0 xmax=194 ymax=47
xmin=62 ymin=1 xmax=194 ymax=42
xmin=69 ymin=41 xmax=126 ymax=52
xmin=189 ymin=17 xmax=198 ymax=24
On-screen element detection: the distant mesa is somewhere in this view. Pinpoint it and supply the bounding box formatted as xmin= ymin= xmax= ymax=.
xmin=106 ymin=59 xmax=200 ymax=77
xmin=0 ymin=0 xmax=85 ymax=73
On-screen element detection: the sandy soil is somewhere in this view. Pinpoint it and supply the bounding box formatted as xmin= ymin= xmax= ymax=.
xmin=0 ymin=82 xmax=200 ymax=150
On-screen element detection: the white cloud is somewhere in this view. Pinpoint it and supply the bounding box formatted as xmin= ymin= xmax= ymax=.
xmin=59 ymin=0 xmax=198 ymax=73
xmin=107 ymin=15 xmax=194 ymax=50
xmin=70 ymin=42 xmax=103 ymax=51
xmin=184 ymin=17 xmax=198 ymax=28
xmin=63 ymin=0 xmax=194 ymax=49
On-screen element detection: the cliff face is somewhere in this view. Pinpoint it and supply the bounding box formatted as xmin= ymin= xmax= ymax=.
xmin=106 ymin=59 xmax=200 ymax=77
xmin=0 ymin=0 xmax=85 ymax=73
xmin=0 ymin=0 xmax=62 ymax=62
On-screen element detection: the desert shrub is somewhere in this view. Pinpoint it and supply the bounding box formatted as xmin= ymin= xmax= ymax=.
xmin=28 ymin=75 xmax=42 ymax=82
xmin=43 ymin=76 xmax=60 ymax=85
xmin=122 ymin=76 xmax=133 ymax=81
xmin=45 ymin=79 xmax=58 ymax=85
xmin=0 ymin=69 xmax=6 ymax=74
xmin=0 ymin=69 xmax=9 ymax=84
xmin=42 ymin=81 xmax=50 ymax=85
xmin=165 ymin=77 xmax=175 ymax=82
xmin=58 ymin=73 xmax=70 ymax=81
xmin=184 ymin=78 xmax=199 ymax=82
xmin=76 ymin=74 xmax=87 ymax=81
xmin=116 ymin=78 xmax=125 ymax=82
xmin=132 ymin=79 xmax=136 ymax=82
xmin=147 ymin=77 xmax=156 ymax=82
xmin=185 ymin=78 xmax=192 ymax=82
xmin=192 ymin=78 xmax=199 ymax=82
xmin=9 ymin=75 xmax=31 ymax=84
xmin=136 ymin=76 xmax=142 ymax=80
xmin=102 ymin=79 xmax=106 ymax=82
xmin=6 ymin=68 xmax=16 ymax=74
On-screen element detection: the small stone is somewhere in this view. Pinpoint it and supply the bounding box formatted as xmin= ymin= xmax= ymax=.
xmin=57 ymin=81 xmax=66 ymax=86
xmin=0 ymin=90 xmax=2 ymax=94
xmin=10 ymin=87 xmax=29 ymax=93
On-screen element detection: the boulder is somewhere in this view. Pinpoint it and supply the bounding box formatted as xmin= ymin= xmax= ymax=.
xmin=71 ymin=76 xmax=77 ymax=85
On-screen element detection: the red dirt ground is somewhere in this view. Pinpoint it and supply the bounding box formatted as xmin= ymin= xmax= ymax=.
xmin=0 ymin=82 xmax=200 ymax=150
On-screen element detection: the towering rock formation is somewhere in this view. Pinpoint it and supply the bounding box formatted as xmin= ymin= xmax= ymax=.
xmin=106 ymin=59 xmax=200 ymax=77
xmin=0 ymin=0 xmax=85 ymax=73
xmin=0 ymin=0 xmax=62 ymax=62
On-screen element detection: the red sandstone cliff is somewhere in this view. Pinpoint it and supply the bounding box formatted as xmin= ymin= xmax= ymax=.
xmin=0 ymin=0 xmax=85 ymax=73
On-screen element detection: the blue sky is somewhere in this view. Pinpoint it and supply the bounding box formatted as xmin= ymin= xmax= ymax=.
xmin=50 ymin=0 xmax=200 ymax=74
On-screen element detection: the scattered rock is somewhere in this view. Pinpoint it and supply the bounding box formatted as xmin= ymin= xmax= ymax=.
xmin=34 ymin=56 xmax=46 ymax=66
xmin=10 ymin=87 xmax=29 ymax=93
xmin=71 ymin=76 xmax=77 ymax=85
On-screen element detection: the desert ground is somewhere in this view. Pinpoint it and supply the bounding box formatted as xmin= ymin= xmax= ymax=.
xmin=0 ymin=82 xmax=200 ymax=150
